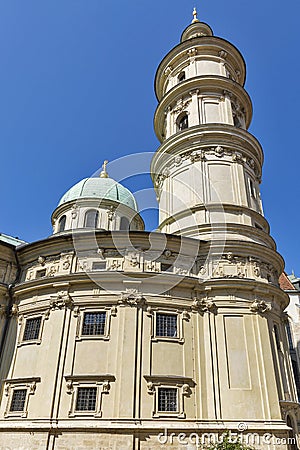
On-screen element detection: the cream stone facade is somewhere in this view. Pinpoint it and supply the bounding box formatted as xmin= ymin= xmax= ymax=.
xmin=0 ymin=11 xmax=299 ymax=450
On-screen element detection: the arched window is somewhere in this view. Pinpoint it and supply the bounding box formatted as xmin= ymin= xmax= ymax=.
xmin=178 ymin=71 xmax=185 ymax=82
xmin=120 ymin=216 xmax=130 ymax=231
xmin=177 ymin=113 xmax=188 ymax=131
xmin=84 ymin=210 xmax=99 ymax=228
xmin=58 ymin=215 xmax=66 ymax=232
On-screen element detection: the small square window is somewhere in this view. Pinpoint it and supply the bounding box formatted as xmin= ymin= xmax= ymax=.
xmin=82 ymin=312 xmax=106 ymax=336
xmin=9 ymin=389 xmax=27 ymax=412
xmin=75 ymin=387 xmax=97 ymax=411
xmin=92 ymin=261 xmax=106 ymax=271
xmin=158 ymin=387 xmax=178 ymax=412
xmin=36 ymin=269 xmax=46 ymax=278
xmin=161 ymin=263 xmax=172 ymax=272
xmin=23 ymin=317 xmax=42 ymax=341
xmin=156 ymin=313 xmax=177 ymax=338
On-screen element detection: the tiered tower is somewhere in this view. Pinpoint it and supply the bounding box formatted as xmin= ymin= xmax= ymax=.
xmin=0 ymin=10 xmax=298 ymax=450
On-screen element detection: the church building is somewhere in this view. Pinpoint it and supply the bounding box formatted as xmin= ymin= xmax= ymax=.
xmin=0 ymin=9 xmax=298 ymax=450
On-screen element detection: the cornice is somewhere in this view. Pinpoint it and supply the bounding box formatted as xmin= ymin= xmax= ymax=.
xmin=151 ymin=124 xmax=263 ymax=175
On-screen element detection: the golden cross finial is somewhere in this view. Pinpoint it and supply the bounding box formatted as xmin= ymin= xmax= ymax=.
xmin=192 ymin=7 xmax=200 ymax=23
xmin=100 ymin=160 xmax=109 ymax=178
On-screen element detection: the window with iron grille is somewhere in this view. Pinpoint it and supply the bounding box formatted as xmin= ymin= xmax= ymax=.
xmin=23 ymin=317 xmax=42 ymax=341
xmin=156 ymin=313 xmax=177 ymax=337
xmin=75 ymin=387 xmax=97 ymax=411
xmin=158 ymin=388 xmax=178 ymax=412
xmin=82 ymin=312 xmax=106 ymax=336
xmin=9 ymin=389 xmax=27 ymax=412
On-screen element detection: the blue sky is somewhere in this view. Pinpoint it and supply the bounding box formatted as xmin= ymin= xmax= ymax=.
xmin=0 ymin=1 xmax=299 ymax=274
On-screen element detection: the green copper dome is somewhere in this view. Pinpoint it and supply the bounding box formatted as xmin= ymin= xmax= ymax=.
xmin=58 ymin=177 xmax=138 ymax=211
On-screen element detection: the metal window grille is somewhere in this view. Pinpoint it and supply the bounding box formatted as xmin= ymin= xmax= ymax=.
xmin=75 ymin=387 xmax=97 ymax=411
xmin=158 ymin=388 xmax=178 ymax=412
xmin=156 ymin=313 xmax=177 ymax=337
xmin=82 ymin=312 xmax=106 ymax=336
xmin=10 ymin=389 xmax=27 ymax=412
xmin=23 ymin=317 xmax=42 ymax=341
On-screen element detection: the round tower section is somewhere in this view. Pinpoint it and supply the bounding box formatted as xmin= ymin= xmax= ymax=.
xmin=151 ymin=18 xmax=271 ymax=248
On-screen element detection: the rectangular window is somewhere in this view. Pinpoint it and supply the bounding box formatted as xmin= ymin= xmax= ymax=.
xmin=82 ymin=312 xmax=106 ymax=336
xmin=158 ymin=387 xmax=178 ymax=412
xmin=156 ymin=313 xmax=177 ymax=338
xmin=36 ymin=269 xmax=46 ymax=278
xmin=92 ymin=261 xmax=106 ymax=271
xmin=23 ymin=317 xmax=42 ymax=341
xmin=10 ymin=389 xmax=27 ymax=412
xmin=75 ymin=387 xmax=97 ymax=411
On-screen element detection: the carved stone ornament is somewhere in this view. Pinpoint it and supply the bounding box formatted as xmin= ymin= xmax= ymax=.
xmin=214 ymin=145 xmax=224 ymax=157
xmin=191 ymin=297 xmax=216 ymax=314
xmin=119 ymin=289 xmax=145 ymax=307
xmin=107 ymin=206 xmax=115 ymax=221
xmin=147 ymin=382 xmax=155 ymax=394
xmin=71 ymin=204 xmax=79 ymax=219
xmin=163 ymin=249 xmax=172 ymax=259
xmin=190 ymin=149 xmax=205 ymax=162
xmin=0 ymin=305 xmax=7 ymax=318
xmin=173 ymin=97 xmax=191 ymax=114
xmin=250 ymin=299 xmax=271 ymax=314
xmin=182 ymin=384 xmax=192 ymax=396
xmin=37 ymin=256 xmax=46 ymax=266
xmin=164 ymin=65 xmax=173 ymax=76
xmin=146 ymin=306 xmax=153 ymax=317
xmin=219 ymin=50 xmax=227 ymax=59
xmin=10 ymin=304 xmax=19 ymax=316
xmin=102 ymin=381 xmax=110 ymax=393
xmin=66 ymin=380 xmax=73 ymax=395
xmin=182 ymin=310 xmax=190 ymax=321
xmin=50 ymin=291 xmax=73 ymax=310
xmin=73 ymin=306 xmax=80 ymax=318
xmin=111 ymin=305 xmax=117 ymax=317
xmin=48 ymin=265 xmax=58 ymax=277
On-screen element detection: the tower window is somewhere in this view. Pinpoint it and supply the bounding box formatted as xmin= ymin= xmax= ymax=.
xmin=23 ymin=317 xmax=42 ymax=341
xmin=120 ymin=216 xmax=130 ymax=231
xmin=82 ymin=312 xmax=106 ymax=336
xmin=58 ymin=215 xmax=66 ymax=232
xmin=75 ymin=387 xmax=97 ymax=411
xmin=84 ymin=210 xmax=99 ymax=228
xmin=249 ymin=179 xmax=256 ymax=198
xmin=156 ymin=313 xmax=177 ymax=337
xmin=9 ymin=389 xmax=27 ymax=412
xmin=178 ymin=71 xmax=186 ymax=82
xmin=177 ymin=114 xmax=188 ymax=131
xmin=158 ymin=387 xmax=178 ymax=412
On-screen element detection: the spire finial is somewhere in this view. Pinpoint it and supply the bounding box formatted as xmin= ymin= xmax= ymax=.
xmin=192 ymin=7 xmax=199 ymax=23
xmin=100 ymin=160 xmax=109 ymax=178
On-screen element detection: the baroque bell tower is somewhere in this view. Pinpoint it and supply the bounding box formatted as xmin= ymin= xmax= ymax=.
xmin=152 ymin=8 xmax=265 ymax=246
